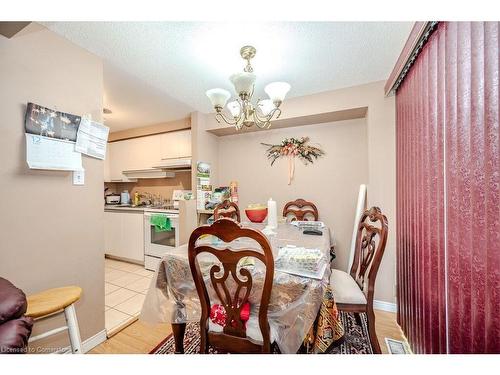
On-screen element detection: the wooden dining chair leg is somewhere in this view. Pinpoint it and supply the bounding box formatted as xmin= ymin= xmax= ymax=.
xmin=199 ymin=324 xmax=208 ymax=354
xmin=171 ymin=323 xmax=186 ymax=354
xmin=366 ymin=307 xmax=381 ymax=354
xmin=354 ymin=312 xmax=362 ymax=327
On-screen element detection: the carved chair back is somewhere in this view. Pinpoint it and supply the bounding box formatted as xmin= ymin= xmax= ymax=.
xmin=188 ymin=218 xmax=274 ymax=353
xmin=349 ymin=206 xmax=388 ymax=304
xmin=214 ymin=199 xmax=241 ymax=222
xmin=282 ymin=199 xmax=319 ymax=221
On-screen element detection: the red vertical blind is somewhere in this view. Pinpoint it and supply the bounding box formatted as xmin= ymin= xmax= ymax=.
xmin=445 ymin=22 xmax=500 ymax=354
xmin=396 ymin=22 xmax=499 ymax=353
xmin=396 ymin=24 xmax=447 ymax=353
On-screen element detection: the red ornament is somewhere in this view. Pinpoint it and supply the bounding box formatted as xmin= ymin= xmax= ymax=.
xmin=210 ymin=302 xmax=251 ymax=327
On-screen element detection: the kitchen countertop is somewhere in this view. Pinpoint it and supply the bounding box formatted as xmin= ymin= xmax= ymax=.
xmin=105 ymin=205 xmax=145 ymax=212
xmin=104 ymin=205 xmax=179 ymax=214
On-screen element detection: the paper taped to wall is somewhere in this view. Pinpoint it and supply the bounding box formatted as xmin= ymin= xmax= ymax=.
xmin=26 ymin=133 xmax=82 ymax=171
xmin=75 ymin=118 xmax=109 ymax=159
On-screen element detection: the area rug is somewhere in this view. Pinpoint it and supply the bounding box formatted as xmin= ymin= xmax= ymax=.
xmin=151 ymin=312 xmax=373 ymax=354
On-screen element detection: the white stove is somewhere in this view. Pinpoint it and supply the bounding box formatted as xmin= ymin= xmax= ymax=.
xmin=143 ymin=210 xmax=179 ymax=271
xmin=142 ymin=190 xmax=189 ymax=271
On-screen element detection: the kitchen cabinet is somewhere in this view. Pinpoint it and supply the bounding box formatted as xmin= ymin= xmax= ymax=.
xmin=104 ymin=210 xmax=144 ymax=263
xmin=108 ymin=135 xmax=161 ymax=181
xmin=106 ymin=130 xmax=191 ymax=181
xmin=160 ymin=129 xmax=191 ymax=160
xmin=121 ymin=135 xmax=162 ymax=171
xmin=104 ymin=149 xmax=111 ymax=182
xmin=104 ymin=211 xmax=121 ymax=255
xmin=107 ymin=141 xmax=130 ymax=182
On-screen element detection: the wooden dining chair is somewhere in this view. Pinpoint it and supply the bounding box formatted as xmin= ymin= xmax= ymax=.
xmin=329 ymin=206 xmax=388 ymax=353
xmin=188 ymin=218 xmax=275 ymax=353
xmin=282 ymin=198 xmax=319 ymax=221
xmin=213 ymin=199 xmax=241 ymax=222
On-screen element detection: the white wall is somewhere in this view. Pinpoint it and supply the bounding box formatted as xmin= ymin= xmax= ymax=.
xmin=206 ymin=80 xmax=397 ymax=303
xmin=218 ymin=119 xmax=368 ymax=272
xmin=0 ymin=23 xmax=105 ymax=350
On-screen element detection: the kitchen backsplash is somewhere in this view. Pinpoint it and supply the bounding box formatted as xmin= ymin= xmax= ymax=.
xmin=105 ymin=171 xmax=192 ymax=202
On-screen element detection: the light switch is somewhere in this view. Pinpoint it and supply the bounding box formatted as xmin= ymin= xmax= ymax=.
xmin=73 ymin=169 xmax=85 ymax=185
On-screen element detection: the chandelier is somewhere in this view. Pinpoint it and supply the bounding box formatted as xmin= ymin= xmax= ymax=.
xmin=206 ymin=45 xmax=291 ymax=130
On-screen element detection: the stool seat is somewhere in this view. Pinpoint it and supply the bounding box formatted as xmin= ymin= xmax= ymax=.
xmin=26 ymin=286 xmax=82 ymax=319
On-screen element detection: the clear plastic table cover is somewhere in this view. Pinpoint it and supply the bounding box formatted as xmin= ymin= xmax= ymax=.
xmin=140 ymin=222 xmax=332 ymax=354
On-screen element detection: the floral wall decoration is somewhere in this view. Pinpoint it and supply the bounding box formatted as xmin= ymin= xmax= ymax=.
xmin=261 ymin=137 xmax=325 ymax=185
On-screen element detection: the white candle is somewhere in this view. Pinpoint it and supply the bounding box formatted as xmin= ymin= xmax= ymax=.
xmin=267 ymin=198 xmax=278 ymax=229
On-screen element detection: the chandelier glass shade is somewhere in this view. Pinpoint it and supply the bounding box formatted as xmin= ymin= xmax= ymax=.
xmin=205 ymin=45 xmax=291 ymax=130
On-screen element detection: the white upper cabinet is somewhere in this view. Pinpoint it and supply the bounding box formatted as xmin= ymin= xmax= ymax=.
xmin=104 ymin=147 xmax=111 ymax=182
xmin=108 ymin=141 xmax=133 ymax=182
xmin=177 ymin=129 xmax=192 ymax=158
xmin=120 ymin=134 xmax=161 ymax=171
xmin=106 ymin=130 xmax=192 ymax=181
xmin=160 ymin=129 xmax=192 ymax=160
xmin=107 ymin=141 xmax=123 ymax=181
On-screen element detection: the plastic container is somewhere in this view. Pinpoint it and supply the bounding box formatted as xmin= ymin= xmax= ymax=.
xmin=120 ymin=190 xmax=130 ymax=205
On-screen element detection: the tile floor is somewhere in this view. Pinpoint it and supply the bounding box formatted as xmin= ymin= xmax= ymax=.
xmin=104 ymin=258 xmax=154 ymax=336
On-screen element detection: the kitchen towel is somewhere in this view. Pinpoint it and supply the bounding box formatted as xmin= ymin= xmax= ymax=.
xmin=150 ymin=215 xmax=171 ymax=232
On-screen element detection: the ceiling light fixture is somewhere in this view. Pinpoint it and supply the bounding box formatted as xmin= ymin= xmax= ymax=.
xmin=206 ymin=45 xmax=290 ymax=130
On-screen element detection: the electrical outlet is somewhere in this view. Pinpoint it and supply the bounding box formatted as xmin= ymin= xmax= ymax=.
xmin=73 ymin=169 xmax=85 ymax=185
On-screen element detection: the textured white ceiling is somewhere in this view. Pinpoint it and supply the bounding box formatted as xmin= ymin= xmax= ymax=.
xmin=43 ymin=22 xmax=412 ymax=130
xmin=102 ymin=64 xmax=192 ymax=131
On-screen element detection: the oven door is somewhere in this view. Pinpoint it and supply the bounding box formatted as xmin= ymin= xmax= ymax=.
xmin=144 ymin=213 xmax=179 ymax=258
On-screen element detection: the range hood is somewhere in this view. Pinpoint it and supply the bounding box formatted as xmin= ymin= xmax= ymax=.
xmin=153 ymin=157 xmax=192 ymax=170
xmin=122 ymin=169 xmax=176 ymax=179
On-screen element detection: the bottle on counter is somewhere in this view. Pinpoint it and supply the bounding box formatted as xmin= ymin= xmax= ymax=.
xmin=230 ymin=181 xmax=238 ymax=203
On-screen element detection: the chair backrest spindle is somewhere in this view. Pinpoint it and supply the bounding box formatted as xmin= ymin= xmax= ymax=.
xmin=282 ymin=199 xmax=319 ymax=221
xmin=214 ymin=200 xmax=241 ymax=222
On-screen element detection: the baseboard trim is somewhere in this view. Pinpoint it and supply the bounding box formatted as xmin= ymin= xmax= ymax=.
xmin=82 ymin=329 xmax=107 ymax=353
xmin=36 ymin=329 xmax=107 ymax=354
xmin=374 ymin=300 xmax=397 ymax=313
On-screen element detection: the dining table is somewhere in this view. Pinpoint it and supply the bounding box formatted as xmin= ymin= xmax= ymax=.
xmin=140 ymin=221 xmax=344 ymax=354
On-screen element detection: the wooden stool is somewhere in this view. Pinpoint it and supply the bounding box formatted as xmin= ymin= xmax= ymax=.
xmin=26 ymin=286 xmax=83 ymax=354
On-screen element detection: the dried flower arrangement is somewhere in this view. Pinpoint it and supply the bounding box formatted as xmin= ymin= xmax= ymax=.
xmin=261 ymin=137 xmax=324 ymax=184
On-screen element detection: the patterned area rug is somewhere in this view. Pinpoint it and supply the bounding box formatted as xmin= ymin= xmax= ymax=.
xmin=151 ymin=312 xmax=373 ymax=354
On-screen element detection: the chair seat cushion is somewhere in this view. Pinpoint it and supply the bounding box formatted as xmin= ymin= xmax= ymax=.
xmin=208 ymin=314 xmax=276 ymax=343
xmin=329 ymin=269 xmax=367 ymax=305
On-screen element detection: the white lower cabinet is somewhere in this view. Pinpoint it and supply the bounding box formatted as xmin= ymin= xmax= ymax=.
xmin=104 ymin=211 xmax=144 ymax=263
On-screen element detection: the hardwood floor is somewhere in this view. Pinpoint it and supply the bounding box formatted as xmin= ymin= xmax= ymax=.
xmin=90 ymin=309 xmax=408 ymax=354
xmin=375 ymin=310 xmax=410 ymax=354
xmin=90 ymin=320 xmax=172 ymax=354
